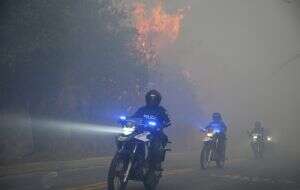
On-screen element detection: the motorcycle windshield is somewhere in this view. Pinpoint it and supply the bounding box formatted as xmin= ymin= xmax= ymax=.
xmin=213 ymin=128 xmax=221 ymax=134
xmin=125 ymin=118 xmax=160 ymax=130
xmin=209 ymin=123 xmax=222 ymax=134
xmin=125 ymin=118 xmax=143 ymax=126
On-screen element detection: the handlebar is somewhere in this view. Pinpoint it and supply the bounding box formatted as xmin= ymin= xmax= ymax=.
xmin=200 ymin=128 xmax=207 ymax=133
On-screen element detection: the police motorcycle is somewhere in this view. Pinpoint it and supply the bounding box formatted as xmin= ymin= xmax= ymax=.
xmin=107 ymin=116 xmax=171 ymax=190
xmin=200 ymin=128 xmax=225 ymax=169
xmin=249 ymin=132 xmax=264 ymax=159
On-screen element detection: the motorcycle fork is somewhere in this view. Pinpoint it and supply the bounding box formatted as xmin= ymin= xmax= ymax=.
xmin=145 ymin=142 xmax=150 ymax=161
xmin=206 ymin=142 xmax=213 ymax=161
xmin=123 ymin=144 xmax=137 ymax=183
xmin=208 ymin=149 xmax=213 ymax=161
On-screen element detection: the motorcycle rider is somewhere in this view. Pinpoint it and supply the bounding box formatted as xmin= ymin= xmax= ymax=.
xmin=249 ymin=121 xmax=265 ymax=152
xmin=205 ymin=112 xmax=227 ymax=161
xmin=250 ymin=121 xmax=265 ymax=139
xmin=131 ymin=89 xmax=171 ymax=170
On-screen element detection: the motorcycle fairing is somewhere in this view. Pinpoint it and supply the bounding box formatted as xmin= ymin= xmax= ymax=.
xmin=134 ymin=131 xmax=151 ymax=142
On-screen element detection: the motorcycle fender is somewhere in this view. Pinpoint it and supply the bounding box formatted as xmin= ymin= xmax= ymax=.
xmin=134 ymin=132 xmax=151 ymax=142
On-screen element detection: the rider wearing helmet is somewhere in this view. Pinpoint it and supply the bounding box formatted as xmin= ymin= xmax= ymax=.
xmin=131 ymin=90 xmax=171 ymax=170
xmin=250 ymin=121 xmax=265 ymax=140
xmin=248 ymin=121 xmax=265 ymax=155
xmin=206 ymin=113 xmax=227 ymax=133
xmin=205 ymin=112 xmax=227 ymax=160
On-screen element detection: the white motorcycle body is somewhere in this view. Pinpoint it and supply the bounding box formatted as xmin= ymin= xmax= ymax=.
xmin=134 ymin=131 xmax=151 ymax=142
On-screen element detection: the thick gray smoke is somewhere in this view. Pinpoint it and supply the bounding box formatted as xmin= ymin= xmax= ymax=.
xmin=1 ymin=0 xmax=299 ymax=163
xmin=155 ymin=0 xmax=300 ymax=157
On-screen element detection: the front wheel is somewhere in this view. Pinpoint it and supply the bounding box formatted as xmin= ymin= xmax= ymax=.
xmin=252 ymin=143 xmax=263 ymax=159
xmin=200 ymin=145 xmax=211 ymax=169
xmin=216 ymin=159 xmax=225 ymax=168
xmin=257 ymin=143 xmax=264 ymax=158
xmin=107 ymin=154 xmax=128 ymax=190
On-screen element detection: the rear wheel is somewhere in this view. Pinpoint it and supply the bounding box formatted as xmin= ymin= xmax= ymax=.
xmin=107 ymin=155 xmax=128 ymax=190
xmin=200 ymin=145 xmax=210 ymax=169
xmin=216 ymin=142 xmax=225 ymax=168
xmin=143 ymin=169 xmax=161 ymax=190
xmin=216 ymin=147 xmax=225 ymax=168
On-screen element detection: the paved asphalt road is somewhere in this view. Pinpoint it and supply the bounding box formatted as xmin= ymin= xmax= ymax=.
xmin=1 ymin=152 xmax=300 ymax=190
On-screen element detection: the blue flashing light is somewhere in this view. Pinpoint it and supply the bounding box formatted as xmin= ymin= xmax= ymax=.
xmin=213 ymin=129 xmax=220 ymax=133
xmin=148 ymin=121 xmax=157 ymax=127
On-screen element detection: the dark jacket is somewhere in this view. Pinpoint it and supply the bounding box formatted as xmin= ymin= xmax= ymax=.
xmin=205 ymin=121 xmax=227 ymax=134
xmin=251 ymin=127 xmax=264 ymax=136
xmin=131 ymin=105 xmax=171 ymax=128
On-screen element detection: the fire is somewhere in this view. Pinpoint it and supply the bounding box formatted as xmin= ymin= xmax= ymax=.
xmin=132 ymin=1 xmax=186 ymax=65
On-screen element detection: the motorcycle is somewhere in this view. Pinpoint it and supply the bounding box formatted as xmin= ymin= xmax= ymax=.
xmin=249 ymin=132 xmax=264 ymax=159
xmin=200 ymin=128 xmax=225 ymax=169
xmin=107 ymin=116 xmax=170 ymax=190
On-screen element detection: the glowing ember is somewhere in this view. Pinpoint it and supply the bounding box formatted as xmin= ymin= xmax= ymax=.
xmin=132 ymin=1 xmax=186 ymax=65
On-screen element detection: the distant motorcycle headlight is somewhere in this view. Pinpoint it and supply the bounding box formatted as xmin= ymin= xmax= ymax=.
xmin=123 ymin=126 xmax=135 ymax=135
xmin=207 ymin=133 xmax=213 ymax=137
xmin=253 ymin=135 xmax=258 ymax=139
xmin=267 ymin=136 xmax=272 ymax=141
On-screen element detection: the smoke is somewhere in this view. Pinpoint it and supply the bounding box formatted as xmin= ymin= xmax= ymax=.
xmin=1 ymin=0 xmax=299 ymax=160
xmin=151 ymin=0 xmax=300 ymax=157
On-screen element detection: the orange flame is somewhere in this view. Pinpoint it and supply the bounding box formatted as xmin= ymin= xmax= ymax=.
xmin=132 ymin=1 xmax=185 ymax=65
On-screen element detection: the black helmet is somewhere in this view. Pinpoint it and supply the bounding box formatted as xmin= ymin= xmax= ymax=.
xmin=212 ymin=112 xmax=222 ymax=121
xmin=145 ymin=89 xmax=161 ymax=107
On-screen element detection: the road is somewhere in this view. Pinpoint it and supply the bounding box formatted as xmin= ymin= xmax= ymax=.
xmin=1 ymin=152 xmax=299 ymax=190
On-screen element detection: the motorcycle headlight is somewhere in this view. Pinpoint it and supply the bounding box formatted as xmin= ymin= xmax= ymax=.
xmin=253 ymin=135 xmax=258 ymax=139
xmin=207 ymin=133 xmax=213 ymax=137
xmin=123 ymin=126 xmax=135 ymax=135
xmin=267 ymin=136 xmax=272 ymax=141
